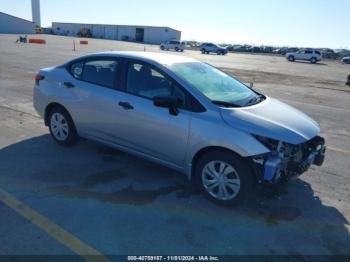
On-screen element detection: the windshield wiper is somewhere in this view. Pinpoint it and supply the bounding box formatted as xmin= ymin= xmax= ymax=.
xmin=212 ymin=100 xmax=241 ymax=108
xmin=245 ymin=94 xmax=265 ymax=106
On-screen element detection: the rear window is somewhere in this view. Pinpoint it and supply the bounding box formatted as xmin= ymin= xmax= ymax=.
xmin=70 ymin=62 xmax=84 ymax=79
xmin=315 ymin=51 xmax=321 ymax=55
xmin=170 ymin=41 xmax=180 ymax=44
xmin=81 ymin=60 xmax=118 ymax=88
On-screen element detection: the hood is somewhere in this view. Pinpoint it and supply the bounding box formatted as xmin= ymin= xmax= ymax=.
xmin=220 ymin=97 xmax=320 ymax=144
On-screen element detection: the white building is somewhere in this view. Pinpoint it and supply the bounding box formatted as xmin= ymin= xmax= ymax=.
xmin=0 ymin=12 xmax=35 ymax=34
xmin=52 ymin=22 xmax=181 ymax=44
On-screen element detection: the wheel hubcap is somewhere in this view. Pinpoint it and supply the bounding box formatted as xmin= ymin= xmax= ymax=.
xmin=201 ymin=161 xmax=241 ymax=201
xmin=50 ymin=113 xmax=69 ymax=141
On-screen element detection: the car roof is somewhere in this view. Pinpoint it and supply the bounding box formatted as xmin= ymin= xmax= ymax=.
xmin=78 ymin=51 xmax=198 ymax=66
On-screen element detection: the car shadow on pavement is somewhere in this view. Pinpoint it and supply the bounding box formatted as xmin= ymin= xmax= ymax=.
xmin=1 ymin=135 xmax=349 ymax=254
xmin=292 ymin=61 xmax=328 ymax=66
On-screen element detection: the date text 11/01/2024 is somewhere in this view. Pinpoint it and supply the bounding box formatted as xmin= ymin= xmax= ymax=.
xmin=127 ymin=256 xmax=220 ymax=261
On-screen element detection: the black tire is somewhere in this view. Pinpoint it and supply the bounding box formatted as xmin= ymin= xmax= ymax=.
xmin=48 ymin=106 xmax=79 ymax=147
xmin=201 ymin=49 xmax=206 ymax=54
xmin=160 ymin=46 xmax=165 ymax=51
xmin=310 ymin=57 xmax=317 ymax=64
xmin=175 ymin=47 xmax=179 ymax=52
xmin=194 ymin=150 xmax=254 ymax=206
xmin=288 ymin=55 xmax=295 ymax=62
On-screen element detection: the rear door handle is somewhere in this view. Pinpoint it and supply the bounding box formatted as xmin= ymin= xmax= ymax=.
xmin=63 ymin=82 xmax=75 ymax=88
xmin=118 ymin=102 xmax=134 ymax=110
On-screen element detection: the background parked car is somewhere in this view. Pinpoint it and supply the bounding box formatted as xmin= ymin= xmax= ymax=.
xmin=200 ymin=43 xmax=228 ymax=55
xmin=278 ymin=47 xmax=299 ymax=55
xmin=160 ymin=40 xmax=184 ymax=52
xmin=335 ymin=49 xmax=350 ymax=59
xmin=342 ymin=57 xmax=350 ymax=64
xmin=247 ymin=46 xmax=261 ymax=53
xmin=320 ymin=48 xmax=338 ymax=59
xmin=286 ymin=49 xmax=322 ymax=64
xmin=232 ymin=45 xmax=251 ymax=52
xmin=272 ymin=48 xmax=282 ymax=54
xmin=261 ymin=46 xmax=273 ymax=53
xmin=223 ymin=44 xmax=234 ymax=51
xmin=232 ymin=45 xmax=244 ymax=52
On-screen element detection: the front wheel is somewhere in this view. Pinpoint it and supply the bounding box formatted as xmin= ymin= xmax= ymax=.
xmin=48 ymin=106 xmax=79 ymax=146
xmin=195 ymin=151 xmax=254 ymax=206
xmin=160 ymin=46 xmax=165 ymax=50
xmin=288 ymin=55 xmax=295 ymax=62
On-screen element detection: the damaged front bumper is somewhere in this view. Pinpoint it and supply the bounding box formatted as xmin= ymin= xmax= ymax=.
xmin=254 ymin=136 xmax=326 ymax=183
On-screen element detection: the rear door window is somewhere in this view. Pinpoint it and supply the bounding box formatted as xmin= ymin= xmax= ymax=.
xmin=70 ymin=62 xmax=84 ymax=79
xmin=81 ymin=60 xmax=119 ymax=88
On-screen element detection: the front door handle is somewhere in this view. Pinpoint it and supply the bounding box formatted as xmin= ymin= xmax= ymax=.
xmin=63 ymin=82 xmax=75 ymax=88
xmin=118 ymin=102 xmax=134 ymax=110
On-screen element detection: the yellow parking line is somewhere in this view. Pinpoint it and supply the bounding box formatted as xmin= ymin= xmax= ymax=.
xmin=0 ymin=188 xmax=110 ymax=262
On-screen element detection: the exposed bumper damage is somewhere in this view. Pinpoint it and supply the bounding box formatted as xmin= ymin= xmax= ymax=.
xmin=254 ymin=136 xmax=326 ymax=183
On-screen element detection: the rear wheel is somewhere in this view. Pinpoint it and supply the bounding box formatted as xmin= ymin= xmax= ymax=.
xmin=175 ymin=47 xmax=179 ymax=52
xmin=48 ymin=106 xmax=79 ymax=146
xmin=160 ymin=45 xmax=165 ymax=50
xmin=310 ymin=57 xmax=317 ymax=64
xmin=194 ymin=151 xmax=254 ymax=206
xmin=201 ymin=49 xmax=206 ymax=54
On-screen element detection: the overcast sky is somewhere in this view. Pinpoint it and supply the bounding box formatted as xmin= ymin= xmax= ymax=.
xmin=0 ymin=0 xmax=349 ymax=48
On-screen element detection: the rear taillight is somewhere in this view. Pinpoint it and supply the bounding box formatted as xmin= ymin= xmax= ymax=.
xmin=35 ymin=74 xmax=45 ymax=85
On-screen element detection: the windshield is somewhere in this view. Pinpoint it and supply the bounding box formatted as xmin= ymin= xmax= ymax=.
xmin=168 ymin=62 xmax=261 ymax=107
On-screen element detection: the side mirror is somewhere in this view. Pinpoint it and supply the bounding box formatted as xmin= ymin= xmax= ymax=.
xmin=153 ymin=96 xmax=183 ymax=116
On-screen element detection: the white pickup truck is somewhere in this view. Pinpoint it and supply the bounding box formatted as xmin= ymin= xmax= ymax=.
xmin=286 ymin=49 xmax=322 ymax=64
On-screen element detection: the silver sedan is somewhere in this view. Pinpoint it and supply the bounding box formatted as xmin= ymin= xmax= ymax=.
xmin=33 ymin=51 xmax=326 ymax=205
